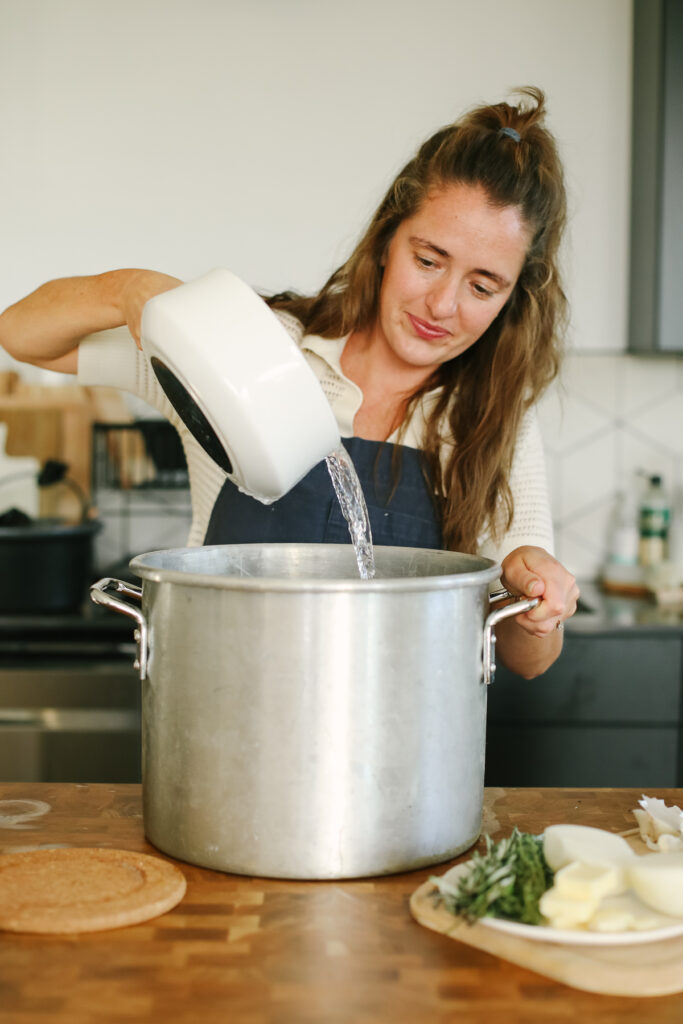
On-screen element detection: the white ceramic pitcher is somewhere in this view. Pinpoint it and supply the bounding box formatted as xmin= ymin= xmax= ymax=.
xmin=140 ymin=268 xmax=341 ymax=502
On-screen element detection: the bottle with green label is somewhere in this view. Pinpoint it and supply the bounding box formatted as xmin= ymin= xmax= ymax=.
xmin=638 ymin=474 xmax=670 ymax=568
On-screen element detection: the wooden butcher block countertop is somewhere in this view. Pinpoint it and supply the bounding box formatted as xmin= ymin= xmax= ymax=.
xmin=1 ymin=783 xmax=683 ymax=1023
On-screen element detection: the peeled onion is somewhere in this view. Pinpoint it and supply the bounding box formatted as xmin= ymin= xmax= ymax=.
xmin=628 ymin=852 xmax=683 ymax=917
xmin=543 ymin=824 xmax=636 ymax=873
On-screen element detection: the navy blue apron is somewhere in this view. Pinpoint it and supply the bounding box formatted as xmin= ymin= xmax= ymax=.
xmin=203 ymin=436 xmax=443 ymax=550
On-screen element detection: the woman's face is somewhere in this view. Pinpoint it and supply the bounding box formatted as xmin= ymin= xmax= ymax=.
xmin=375 ymin=182 xmax=531 ymax=375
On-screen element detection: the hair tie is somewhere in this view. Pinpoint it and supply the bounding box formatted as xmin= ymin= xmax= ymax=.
xmin=499 ymin=126 xmax=521 ymax=142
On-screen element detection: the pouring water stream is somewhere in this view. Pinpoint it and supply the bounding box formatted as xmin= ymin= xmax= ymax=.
xmin=325 ymin=446 xmax=376 ymax=580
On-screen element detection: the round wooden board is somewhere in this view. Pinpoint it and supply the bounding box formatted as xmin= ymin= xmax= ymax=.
xmin=0 ymin=847 xmax=186 ymax=934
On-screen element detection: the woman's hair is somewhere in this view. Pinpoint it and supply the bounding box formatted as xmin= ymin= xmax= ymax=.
xmin=268 ymin=87 xmax=568 ymax=553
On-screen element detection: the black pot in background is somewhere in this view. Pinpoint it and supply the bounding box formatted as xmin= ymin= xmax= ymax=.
xmin=0 ymin=519 xmax=102 ymax=613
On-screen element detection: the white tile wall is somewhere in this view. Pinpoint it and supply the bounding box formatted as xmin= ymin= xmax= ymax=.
xmin=538 ymin=353 xmax=683 ymax=579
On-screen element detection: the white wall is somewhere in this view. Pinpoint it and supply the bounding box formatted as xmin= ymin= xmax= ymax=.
xmin=1 ymin=0 xmax=632 ymax=374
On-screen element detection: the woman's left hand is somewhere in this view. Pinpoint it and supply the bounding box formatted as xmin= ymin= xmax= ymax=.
xmin=500 ymin=545 xmax=579 ymax=638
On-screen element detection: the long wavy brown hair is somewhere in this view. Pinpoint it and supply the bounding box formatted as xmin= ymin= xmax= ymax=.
xmin=267 ymin=87 xmax=568 ymax=553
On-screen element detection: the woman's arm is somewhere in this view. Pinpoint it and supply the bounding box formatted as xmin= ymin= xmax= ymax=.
xmin=0 ymin=269 xmax=182 ymax=372
xmin=493 ymin=545 xmax=579 ymax=679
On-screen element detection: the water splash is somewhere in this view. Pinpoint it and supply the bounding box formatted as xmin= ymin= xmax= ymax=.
xmin=326 ymin=446 xmax=376 ymax=580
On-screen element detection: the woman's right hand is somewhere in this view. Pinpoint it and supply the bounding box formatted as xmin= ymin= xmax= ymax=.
xmin=0 ymin=268 xmax=183 ymax=372
xmin=119 ymin=270 xmax=183 ymax=347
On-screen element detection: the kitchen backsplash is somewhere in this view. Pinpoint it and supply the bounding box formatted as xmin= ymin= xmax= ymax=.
xmin=537 ymin=352 xmax=683 ymax=580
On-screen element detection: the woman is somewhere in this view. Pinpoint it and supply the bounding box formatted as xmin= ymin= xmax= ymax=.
xmin=0 ymin=87 xmax=578 ymax=677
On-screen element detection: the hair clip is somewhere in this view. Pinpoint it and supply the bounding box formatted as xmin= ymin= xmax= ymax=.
xmin=499 ymin=126 xmax=521 ymax=142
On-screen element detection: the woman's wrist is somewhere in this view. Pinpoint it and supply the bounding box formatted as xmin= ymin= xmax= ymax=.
xmin=116 ymin=269 xmax=182 ymax=344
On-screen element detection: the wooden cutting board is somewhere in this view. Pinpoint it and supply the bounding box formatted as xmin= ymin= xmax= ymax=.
xmin=410 ymin=878 xmax=683 ymax=997
xmin=0 ymin=384 xmax=137 ymax=516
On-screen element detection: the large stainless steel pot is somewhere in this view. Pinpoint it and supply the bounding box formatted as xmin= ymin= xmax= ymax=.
xmin=91 ymin=543 xmax=535 ymax=879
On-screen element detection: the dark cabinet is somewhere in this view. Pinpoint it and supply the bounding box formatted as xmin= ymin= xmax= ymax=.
xmin=485 ymin=632 xmax=683 ymax=787
xmin=629 ymin=0 xmax=683 ymax=353
xmin=0 ymin=659 xmax=141 ymax=783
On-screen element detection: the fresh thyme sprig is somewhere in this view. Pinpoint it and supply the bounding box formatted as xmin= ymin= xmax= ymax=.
xmin=431 ymin=827 xmax=554 ymax=925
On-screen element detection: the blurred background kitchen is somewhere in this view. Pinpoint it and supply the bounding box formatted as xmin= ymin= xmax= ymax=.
xmin=0 ymin=0 xmax=681 ymax=787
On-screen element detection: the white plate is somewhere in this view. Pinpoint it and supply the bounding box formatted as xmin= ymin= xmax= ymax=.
xmin=439 ymin=862 xmax=683 ymax=947
xmin=479 ymin=910 xmax=683 ymax=947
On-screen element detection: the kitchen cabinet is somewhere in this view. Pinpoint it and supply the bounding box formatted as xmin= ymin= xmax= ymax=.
xmin=485 ymin=630 xmax=683 ymax=787
xmin=0 ymin=661 xmax=141 ymax=783
xmin=628 ymin=0 xmax=683 ymax=353
xmin=0 ymin=609 xmax=142 ymax=783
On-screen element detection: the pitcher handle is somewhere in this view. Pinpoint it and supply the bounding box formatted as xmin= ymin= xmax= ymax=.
xmin=90 ymin=577 xmax=148 ymax=681
xmin=483 ymin=591 xmax=540 ymax=685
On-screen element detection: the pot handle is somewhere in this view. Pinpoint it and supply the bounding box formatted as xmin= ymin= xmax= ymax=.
xmin=90 ymin=578 xmax=148 ymax=681
xmin=483 ymin=591 xmax=540 ymax=685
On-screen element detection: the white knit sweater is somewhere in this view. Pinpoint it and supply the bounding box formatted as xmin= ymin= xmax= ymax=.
xmin=78 ymin=312 xmax=554 ymax=563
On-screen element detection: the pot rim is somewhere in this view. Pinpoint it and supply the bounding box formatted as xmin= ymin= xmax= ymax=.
xmin=129 ymin=542 xmax=501 ymax=593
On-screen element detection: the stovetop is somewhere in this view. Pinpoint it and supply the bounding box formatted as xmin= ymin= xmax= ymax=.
xmin=0 ymin=598 xmax=136 ymax=659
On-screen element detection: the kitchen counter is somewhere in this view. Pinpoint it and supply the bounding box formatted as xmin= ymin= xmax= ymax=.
xmin=1 ymin=783 xmax=683 ymax=1022
xmin=568 ymin=580 xmax=683 ymax=634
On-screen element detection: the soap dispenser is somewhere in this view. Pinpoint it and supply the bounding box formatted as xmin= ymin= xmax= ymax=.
xmin=608 ymin=488 xmax=640 ymax=568
xmin=638 ymin=473 xmax=670 ymax=568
